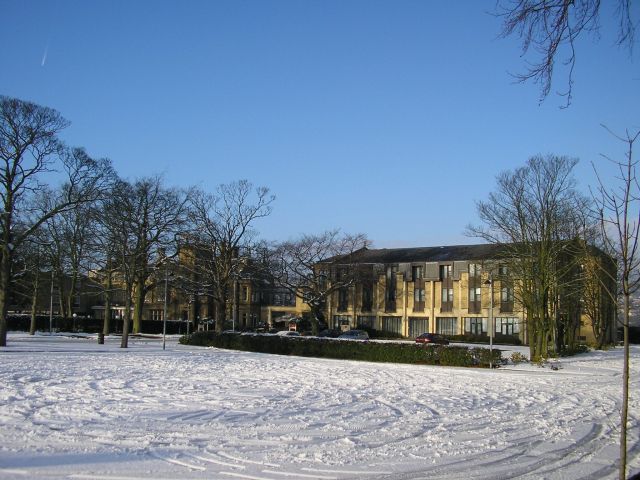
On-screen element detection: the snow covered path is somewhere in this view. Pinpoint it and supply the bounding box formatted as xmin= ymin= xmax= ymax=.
xmin=0 ymin=334 xmax=638 ymax=480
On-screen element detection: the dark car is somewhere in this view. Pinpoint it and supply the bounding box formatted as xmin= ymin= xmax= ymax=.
xmin=338 ymin=329 xmax=369 ymax=341
xmin=415 ymin=333 xmax=450 ymax=345
xmin=318 ymin=329 xmax=341 ymax=338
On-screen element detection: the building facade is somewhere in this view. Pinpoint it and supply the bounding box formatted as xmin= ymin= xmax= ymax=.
xmin=320 ymin=244 xmax=616 ymax=344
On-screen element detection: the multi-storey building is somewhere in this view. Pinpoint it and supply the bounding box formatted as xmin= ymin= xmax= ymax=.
xmin=82 ymin=242 xmax=616 ymax=344
xmin=318 ymin=244 xmax=616 ymax=345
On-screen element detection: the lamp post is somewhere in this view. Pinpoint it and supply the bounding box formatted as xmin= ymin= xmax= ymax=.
xmin=49 ymin=269 xmax=54 ymax=335
xmin=163 ymin=263 xmax=168 ymax=351
xmin=484 ymin=272 xmax=494 ymax=369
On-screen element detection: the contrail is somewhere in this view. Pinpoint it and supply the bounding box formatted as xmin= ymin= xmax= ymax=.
xmin=41 ymin=43 xmax=48 ymax=66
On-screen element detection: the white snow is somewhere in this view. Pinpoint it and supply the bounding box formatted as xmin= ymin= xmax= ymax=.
xmin=0 ymin=333 xmax=638 ymax=480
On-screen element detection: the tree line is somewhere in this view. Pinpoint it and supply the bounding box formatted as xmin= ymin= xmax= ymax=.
xmin=0 ymin=95 xmax=371 ymax=349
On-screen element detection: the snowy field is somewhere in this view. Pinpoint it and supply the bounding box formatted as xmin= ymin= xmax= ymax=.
xmin=0 ymin=333 xmax=638 ymax=480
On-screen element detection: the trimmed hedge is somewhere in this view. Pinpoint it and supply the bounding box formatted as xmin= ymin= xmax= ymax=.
xmin=180 ymin=332 xmax=501 ymax=368
xmin=447 ymin=333 xmax=522 ymax=346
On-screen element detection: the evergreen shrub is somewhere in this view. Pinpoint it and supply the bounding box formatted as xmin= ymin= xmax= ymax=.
xmin=180 ymin=332 xmax=501 ymax=368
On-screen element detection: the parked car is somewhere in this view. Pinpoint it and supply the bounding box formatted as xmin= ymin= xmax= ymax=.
xmin=338 ymin=329 xmax=369 ymax=340
xmin=276 ymin=330 xmax=301 ymax=337
xmin=222 ymin=330 xmax=241 ymax=335
xmin=318 ymin=329 xmax=341 ymax=338
xmin=415 ymin=333 xmax=449 ymax=345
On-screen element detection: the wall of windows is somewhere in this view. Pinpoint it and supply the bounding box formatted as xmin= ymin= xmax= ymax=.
xmin=414 ymin=287 xmax=425 ymax=311
xmin=333 ymin=315 xmax=352 ymax=330
xmin=385 ymin=266 xmax=397 ymax=312
xmin=464 ymin=317 xmax=487 ymax=335
xmin=412 ymin=265 xmax=424 ymax=281
xmin=382 ymin=316 xmax=402 ymax=335
xmin=337 ymin=288 xmax=349 ymax=312
xmin=357 ymin=315 xmax=376 ymax=329
xmin=436 ymin=317 xmax=458 ymax=335
xmin=440 ymin=264 xmax=453 ymax=312
xmin=361 ymin=283 xmax=373 ymax=312
xmin=496 ymin=317 xmax=520 ymax=335
xmin=408 ymin=317 xmax=429 ymax=338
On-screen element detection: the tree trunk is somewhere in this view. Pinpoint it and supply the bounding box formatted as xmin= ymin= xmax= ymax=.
xmin=66 ymin=272 xmax=77 ymax=321
xmin=57 ymin=282 xmax=67 ymax=320
xmin=121 ymin=293 xmax=131 ymax=348
xmin=132 ymin=276 xmax=146 ymax=333
xmin=215 ymin=300 xmax=224 ymax=333
xmin=0 ymin=247 xmax=11 ymax=347
xmin=29 ymin=269 xmax=40 ymax=335
xmin=103 ymin=270 xmax=112 ymax=336
xmin=619 ymin=292 xmax=630 ymax=480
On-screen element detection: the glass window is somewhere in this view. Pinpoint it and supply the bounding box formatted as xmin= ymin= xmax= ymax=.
xmin=496 ymin=317 xmax=520 ymax=335
xmin=501 ymin=286 xmax=514 ymax=302
xmin=414 ymin=287 xmax=425 ymax=302
xmin=412 ymin=265 xmax=424 ymax=281
xmin=441 ymin=287 xmax=453 ymax=303
xmin=436 ymin=317 xmax=458 ymax=335
xmin=382 ymin=316 xmax=402 ymax=334
xmin=464 ymin=317 xmax=487 ymax=335
xmin=408 ymin=317 xmax=429 ymax=338
xmin=440 ymin=265 xmax=452 ymax=279
xmin=469 ymin=287 xmax=481 ymax=302
xmin=469 ymin=263 xmax=481 ymax=277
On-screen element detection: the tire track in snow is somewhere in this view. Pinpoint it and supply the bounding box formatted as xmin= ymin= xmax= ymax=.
xmin=148 ymin=449 xmax=207 ymax=471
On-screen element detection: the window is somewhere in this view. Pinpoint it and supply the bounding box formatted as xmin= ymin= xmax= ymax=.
xmin=500 ymin=285 xmax=514 ymax=312
xmin=241 ymin=286 xmax=249 ymax=302
xmin=440 ymin=264 xmax=452 ymax=280
xmin=469 ymin=287 xmax=481 ymax=302
xmin=499 ymin=265 xmax=509 ymax=276
xmin=436 ymin=317 xmax=458 ymax=335
xmin=338 ymin=288 xmax=348 ymax=312
xmin=468 ymin=286 xmax=482 ymax=313
xmin=501 ymin=286 xmax=513 ymax=302
xmin=468 ymin=263 xmax=481 ymax=277
xmin=409 ymin=317 xmax=429 ymax=338
xmin=382 ymin=316 xmax=402 ymax=334
xmin=464 ymin=317 xmax=487 ymax=335
xmin=441 ymin=287 xmax=453 ymax=302
xmin=361 ymin=283 xmax=373 ymax=312
xmin=414 ymin=287 xmax=425 ymax=311
xmin=336 ymin=267 xmax=348 ymax=281
xmin=412 ymin=265 xmax=424 ymax=281
xmin=385 ymin=266 xmax=397 ymax=312
xmin=357 ymin=315 xmax=376 ymax=329
xmin=441 ymin=286 xmax=453 ymax=312
xmin=333 ymin=315 xmax=352 ymax=330
xmin=496 ymin=317 xmax=520 ymax=335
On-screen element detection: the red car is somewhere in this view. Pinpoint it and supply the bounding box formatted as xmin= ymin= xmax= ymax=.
xmin=415 ymin=333 xmax=450 ymax=345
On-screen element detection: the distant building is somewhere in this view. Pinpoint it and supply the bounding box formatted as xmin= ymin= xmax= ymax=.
xmin=316 ymin=244 xmax=617 ymax=345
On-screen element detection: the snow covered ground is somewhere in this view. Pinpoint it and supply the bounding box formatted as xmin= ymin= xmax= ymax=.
xmin=0 ymin=333 xmax=638 ymax=480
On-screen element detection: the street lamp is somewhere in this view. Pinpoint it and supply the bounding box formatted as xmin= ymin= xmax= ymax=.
xmin=49 ymin=269 xmax=54 ymax=335
xmin=484 ymin=272 xmax=494 ymax=369
xmin=163 ymin=263 xmax=169 ymax=351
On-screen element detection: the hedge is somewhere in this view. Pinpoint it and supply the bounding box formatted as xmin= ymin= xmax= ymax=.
xmin=180 ymin=332 xmax=501 ymax=368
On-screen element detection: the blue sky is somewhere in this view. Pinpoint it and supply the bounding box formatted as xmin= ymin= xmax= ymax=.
xmin=1 ymin=0 xmax=638 ymax=247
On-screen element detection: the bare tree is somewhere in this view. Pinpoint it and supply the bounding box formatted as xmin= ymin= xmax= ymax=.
xmin=0 ymin=97 xmax=112 ymax=347
xmin=497 ymin=0 xmax=636 ymax=106
xmin=271 ymin=230 xmax=370 ymax=335
xmin=102 ymin=177 xmax=189 ymax=347
xmin=188 ymin=180 xmax=274 ymax=332
xmin=592 ymin=126 xmax=640 ymax=480
xmin=580 ymin=249 xmax=617 ymax=349
xmin=468 ymin=155 xmax=592 ymax=360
